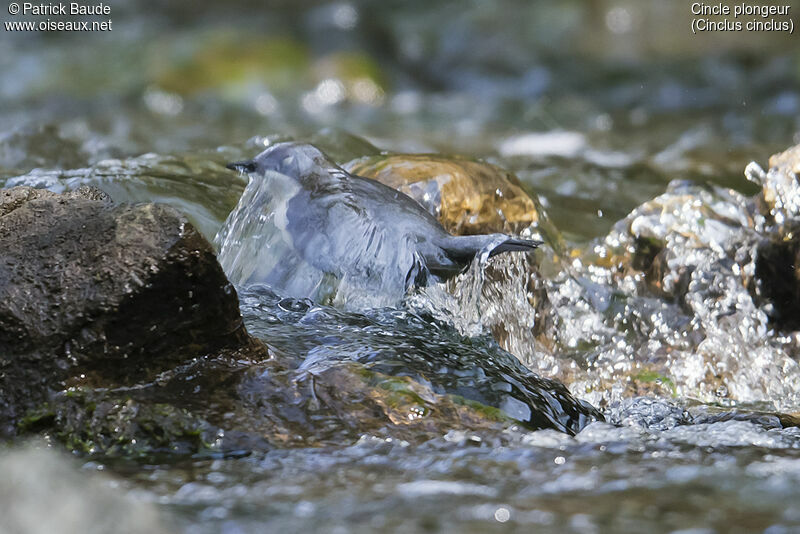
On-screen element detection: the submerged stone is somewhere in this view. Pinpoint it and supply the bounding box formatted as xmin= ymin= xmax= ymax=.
xmin=234 ymin=286 xmax=602 ymax=439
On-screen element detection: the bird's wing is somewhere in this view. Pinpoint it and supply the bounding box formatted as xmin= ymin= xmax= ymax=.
xmin=285 ymin=187 xmax=419 ymax=290
xmin=347 ymin=175 xmax=446 ymax=230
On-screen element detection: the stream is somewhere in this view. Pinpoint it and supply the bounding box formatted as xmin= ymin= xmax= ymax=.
xmin=2 ymin=1 xmax=800 ymax=532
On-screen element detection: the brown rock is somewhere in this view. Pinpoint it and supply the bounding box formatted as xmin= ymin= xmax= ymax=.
xmin=345 ymin=154 xmax=563 ymax=249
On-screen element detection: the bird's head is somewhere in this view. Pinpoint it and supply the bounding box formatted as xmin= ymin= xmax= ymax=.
xmin=226 ymin=142 xmax=329 ymax=182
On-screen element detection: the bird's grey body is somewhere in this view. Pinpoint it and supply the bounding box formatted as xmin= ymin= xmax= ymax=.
xmin=226 ymin=142 xmax=540 ymax=300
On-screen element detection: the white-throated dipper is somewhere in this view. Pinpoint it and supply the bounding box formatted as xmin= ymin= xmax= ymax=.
xmin=225 ymin=142 xmax=541 ymax=296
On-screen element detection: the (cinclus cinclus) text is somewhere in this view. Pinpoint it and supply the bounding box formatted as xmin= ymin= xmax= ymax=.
xmin=226 ymin=142 xmax=541 ymax=296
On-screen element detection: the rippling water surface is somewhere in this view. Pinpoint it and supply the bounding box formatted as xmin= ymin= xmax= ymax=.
xmin=2 ymin=0 xmax=800 ymax=532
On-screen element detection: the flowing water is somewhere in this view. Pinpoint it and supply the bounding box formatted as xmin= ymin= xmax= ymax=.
xmin=2 ymin=0 xmax=800 ymax=532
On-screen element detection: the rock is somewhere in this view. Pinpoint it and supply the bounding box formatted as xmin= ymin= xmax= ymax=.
xmin=344 ymin=153 xmax=563 ymax=249
xmin=746 ymin=145 xmax=800 ymax=331
xmin=549 ymin=167 xmax=800 ymax=409
xmin=227 ymin=359 xmax=521 ymax=446
xmin=39 ymin=319 xmax=600 ymax=454
xmin=755 ymin=235 xmax=800 ymax=331
xmin=232 ymin=286 xmax=602 ymax=439
xmin=747 ymin=143 xmax=800 ymax=226
xmin=1 ymin=184 xmax=595 ymax=453
xmin=42 ymin=391 xmax=221 ymax=457
xmin=0 ymin=185 xmax=265 ymax=437
xmin=0 ymin=443 xmax=169 ymax=534
xmin=0 ymin=184 xmax=111 ymax=216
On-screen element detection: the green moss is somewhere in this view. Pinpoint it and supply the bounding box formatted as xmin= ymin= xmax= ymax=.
xmin=151 ymin=32 xmax=310 ymax=95
xmin=316 ymin=51 xmax=387 ymax=89
xmin=449 ymin=395 xmax=513 ymax=423
xmin=48 ymin=390 xmax=218 ymax=459
xmin=633 ymin=370 xmax=677 ymax=397
xmin=17 ymin=406 xmax=56 ymax=433
xmin=373 ymin=376 xmax=430 ymax=413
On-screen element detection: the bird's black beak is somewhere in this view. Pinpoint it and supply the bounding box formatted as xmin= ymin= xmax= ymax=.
xmin=226 ymin=160 xmax=257 ymax=174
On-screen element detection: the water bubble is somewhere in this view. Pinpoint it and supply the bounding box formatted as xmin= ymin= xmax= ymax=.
xmin=331 ymin=3 xmax=358 ymax=30
xmin=605 ymin=7 xmax=633 ymax=34
xmin=494 ymin=507 xmax=511 ymax=523
xmin=255 ymin=93 xmax=278 ymax=116
xmin=143 ymin=87 xmax=183 ymax=116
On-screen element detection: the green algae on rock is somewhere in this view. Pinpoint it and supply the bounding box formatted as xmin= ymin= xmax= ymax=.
xmin=149 ymin=32 xmax=311 ymax=97
xmin=236 ymin=286 xmax=602 ymax=439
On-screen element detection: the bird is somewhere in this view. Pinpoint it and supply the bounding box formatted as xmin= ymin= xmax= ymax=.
xmin=225 ymin=142 xmax=541 ymax=300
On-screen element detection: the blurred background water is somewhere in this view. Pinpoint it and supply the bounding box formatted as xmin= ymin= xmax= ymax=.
xmin=2 ymin=1 xmax=800 ymax=533
xmin=2 ymin=0 xmax=798 ymax=240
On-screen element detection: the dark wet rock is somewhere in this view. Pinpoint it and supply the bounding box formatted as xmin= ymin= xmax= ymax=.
xmin=0 ymin=444 xmax=169 ymax=534
xmin=38 ymin=322 xmax=600 ymax=455
xmin=345 ymin=153 xmax=562 ymax=249
xmin=688 ymin=406 xmax=785 ymax=431
xmin=0 ymin=185 xmax=264 ymax=438
xmin=235 ymin=286 xmax=602 ymax=438
xmin=747 ymin=145 xmax=800 ymax=332
xmin=29 ymin=391 xmax=220 ymax=458
xmin=20 ymin=354 xmax=272 ymax=458
xmin=755 ymin=236 xmax=800 ymax=331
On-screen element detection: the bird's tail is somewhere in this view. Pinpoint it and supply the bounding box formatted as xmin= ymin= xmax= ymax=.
xmin=426 ymin=234 xmax=542 ymax=280
xmin=442 ymin=234 xmax=542 ymax=265
xmin=486 ymin=236 xmax=542 ymax=257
